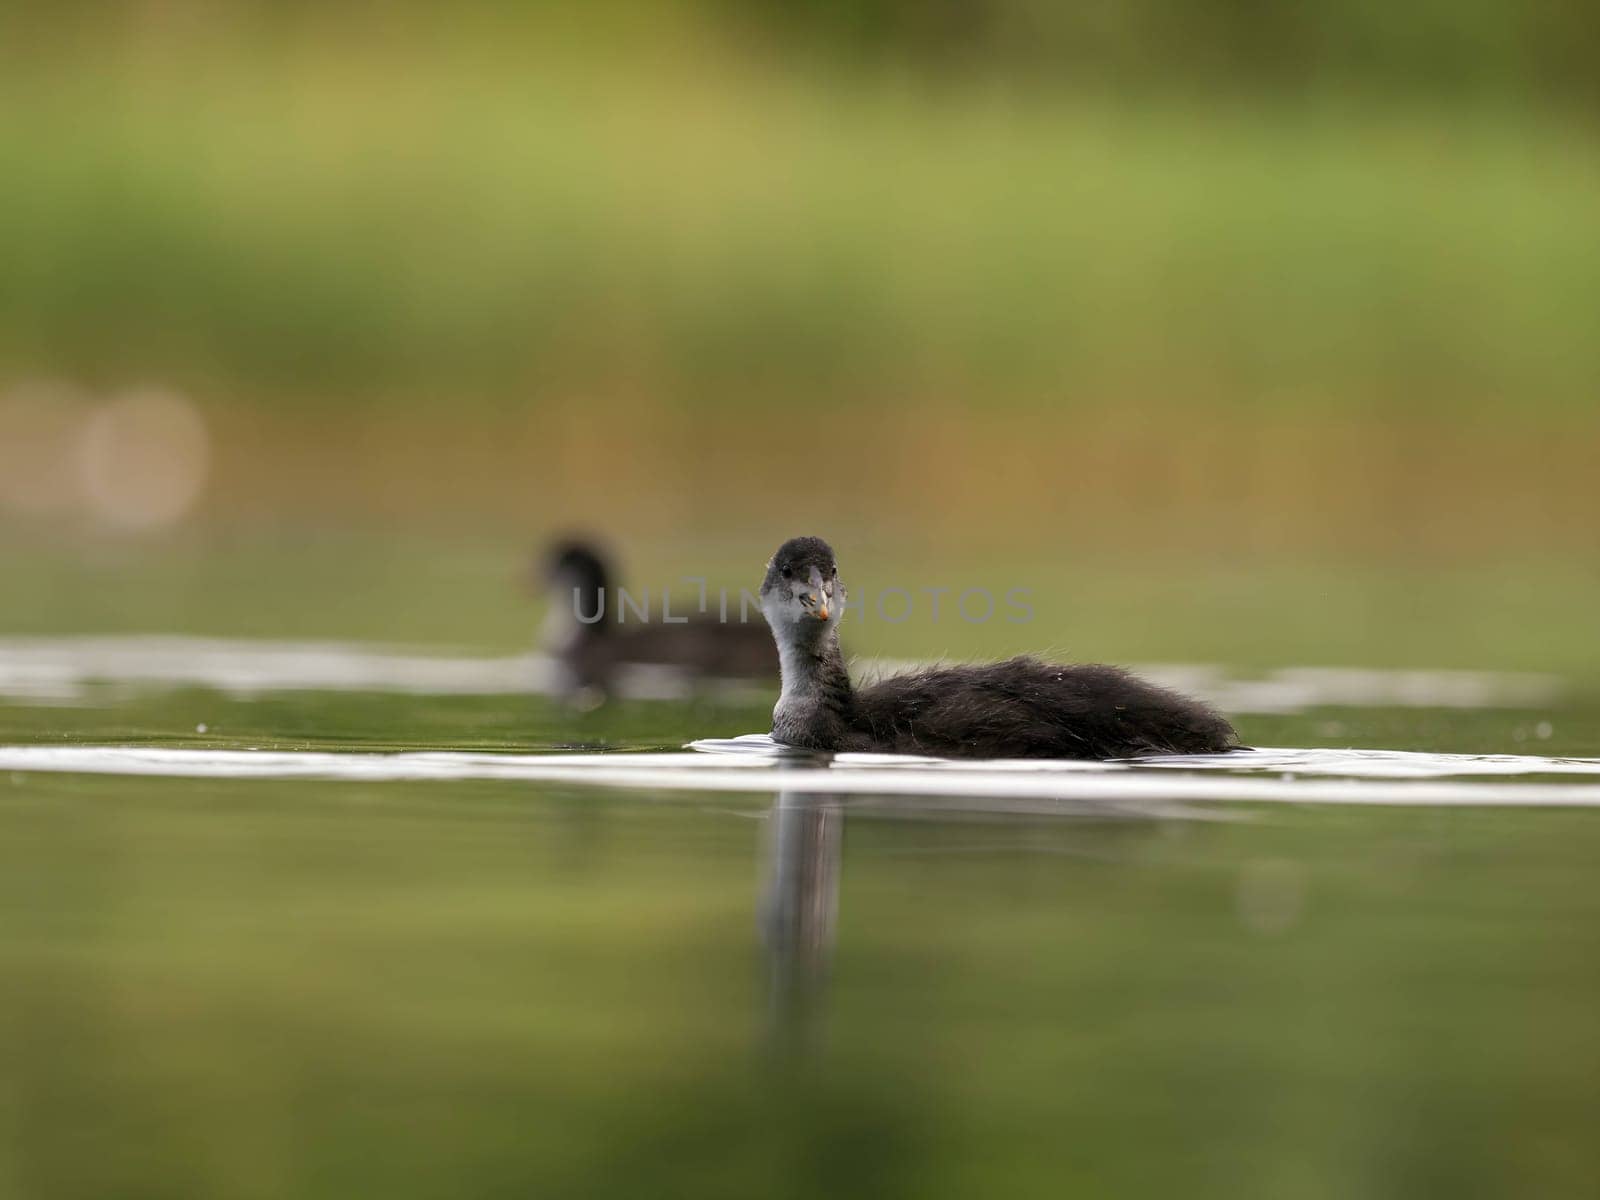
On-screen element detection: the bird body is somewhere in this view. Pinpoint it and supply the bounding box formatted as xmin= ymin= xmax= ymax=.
xmin=541 ymin=539 xmax=775 ymax=700
xmin=759 ymin=537 xmax=1238 ymax=760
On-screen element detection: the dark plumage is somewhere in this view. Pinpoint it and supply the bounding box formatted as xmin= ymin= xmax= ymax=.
xmin=539 ymin=537 xmax=776 ymax=699
xmin=758 ymin=536 xmax=1239 ymax=760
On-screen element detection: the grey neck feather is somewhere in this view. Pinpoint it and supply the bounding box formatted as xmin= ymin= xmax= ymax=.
xmin=772 ymin=624 xmax=854 ymax=749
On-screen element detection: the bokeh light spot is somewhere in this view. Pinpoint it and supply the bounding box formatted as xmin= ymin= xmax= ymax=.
xmin=76 ymin=387 xmax=211 ymax=532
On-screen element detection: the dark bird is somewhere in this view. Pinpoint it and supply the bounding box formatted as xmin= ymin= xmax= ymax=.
xmin=758 ymin=536 xmax=1239 ymax=759
xmin=539 ymin=538 xmax=776 ymax=701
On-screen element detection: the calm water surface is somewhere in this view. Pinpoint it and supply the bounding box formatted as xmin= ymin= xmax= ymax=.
xmin=2 ymin=656 xmax=1598 ymax=1198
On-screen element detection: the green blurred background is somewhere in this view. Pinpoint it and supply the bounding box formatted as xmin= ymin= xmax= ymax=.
xmin=5 ymin=10 xmax=1600 ymax=1198
xmin=2 ymin=0 xmax=1598 ymax=673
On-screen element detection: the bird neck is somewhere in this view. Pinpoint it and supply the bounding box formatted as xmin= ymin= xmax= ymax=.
xmin=545 ymin=568 xmax=611 ymax=646
xmin=773 ymin=625 xmax=855 ymax=750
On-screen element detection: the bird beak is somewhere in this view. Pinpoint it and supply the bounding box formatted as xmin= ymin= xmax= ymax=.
xmin=806 ymin=567 xmax=830 ymax=621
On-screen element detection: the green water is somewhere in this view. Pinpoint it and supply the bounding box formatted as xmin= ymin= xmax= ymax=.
xmin=2 ymin=691 xmax=1599 ymax=1198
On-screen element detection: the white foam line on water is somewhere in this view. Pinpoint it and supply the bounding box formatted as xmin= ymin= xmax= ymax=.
xmin=696 ymin=736 xmax=1600 ymax=779
xmin=4 ymin=745 xmax=1600 ymax=808
xmin=0 ymin=636 xmax=1566 ymax=712
xmin=1135 ymin=747 xmax=1600 ymax=779
xmin=0 ymin=636 xmax=549 ymax=699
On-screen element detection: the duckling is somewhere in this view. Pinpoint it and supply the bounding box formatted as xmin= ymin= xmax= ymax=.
xmin=539 ymin=538 xmax=776 ymax=699
xmin=758 ymin=536 xmax=1239 ymax=759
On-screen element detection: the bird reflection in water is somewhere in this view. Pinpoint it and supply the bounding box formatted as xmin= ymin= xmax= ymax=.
xmin=759 ymin=787 xmax=842 ymax=1057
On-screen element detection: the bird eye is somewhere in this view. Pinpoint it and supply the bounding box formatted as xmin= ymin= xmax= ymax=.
xmin=780 ymin=566 xmax=792 ymax=579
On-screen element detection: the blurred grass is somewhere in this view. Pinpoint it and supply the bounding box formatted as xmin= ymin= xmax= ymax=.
xmin=2 ymin=38 xmax=1598 ymax=414
xmin=3 ymin=20 xmax=1597 ymax=648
